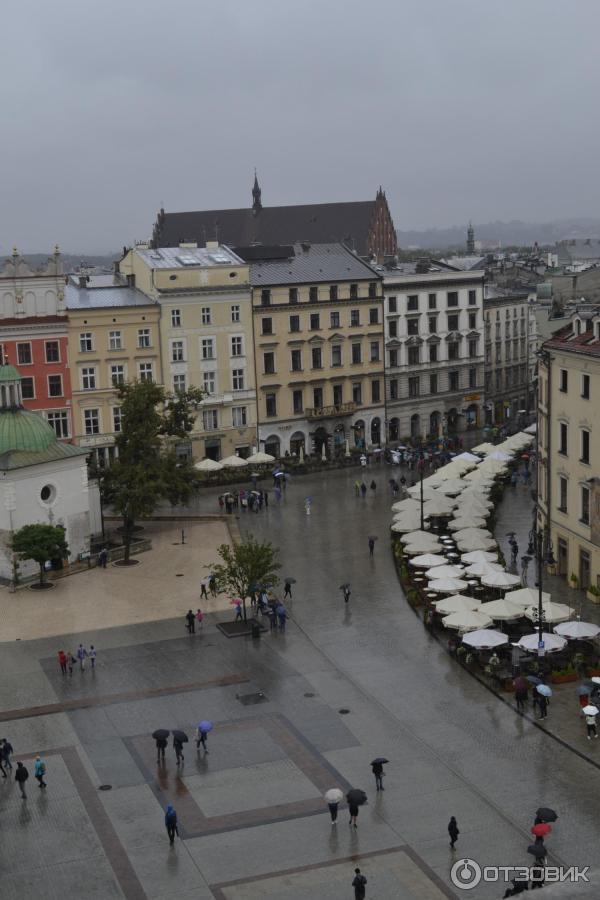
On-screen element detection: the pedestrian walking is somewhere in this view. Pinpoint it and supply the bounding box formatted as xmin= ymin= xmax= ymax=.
xmin=185 ymin=610 xmax=195 ymax=634
xmin=537 ymin=694 xmax=548 ymax=720
xmin=89 ymin=645 xmax=97 ymax=668
xmin=234 ymin=600 xmax=243 ymax=622
xmin=328 ymin=801 xmax=338 ymax=824
xmin=76 ymin=644 xmax=88 ymax=671
xmin=284 ymin=581 xmax=292 ymax=599
xmin=264 ymin=490 xmax=269 ymax=507
xmin=354 ymin=481 xmax=360 ymax=497
xmin=174 ymin=736 xmax=185 ymax=764
xmin=371 ymin=760 xmax=385 ymax=791
xmin=98 ymin=547 xmax=108 ymax=568
xmin=515 ymin=686 xmax=528 ymax=713
xmin=360 ymin=482 xmax=367 ymax=497
xmin=200 ymin=578 xmax=209 ymax=600
xmin=278 ymin=607 xmax=287 ymax=632
xmin=58 ymin=649 xmax=67 ymax=675
xmin=369 ymin=480 xmax=376 ymax=492
xmin=0 ymin=755 xmax=5 ymax=778
xmin=68 ymin=652 xmax=76 ymax=676
xmin=343 ymin=585 xmax=351 ymax=604
xmin=448 ymin=815 xmax=459 ymax=849
xmin=348 ymin=801 xmax=359 ymax=828
xmin=2 ymin=739 xmax=15 ymax=771
xmin=368 ymin=537 xmax=375 ymax=557
xmin=165 ymin=805 xmax=178 ymax=845
xmin=586 ymin=711 xmax=598 ymax=740
xmin=352 ymin=867 xmax=367 ymax=899
xmin=34 ymin=755 xmax=47 ymax=789
xmin=196 ymin=609 xmax=204 ymax=629
xmin=15 ymin=761 xmax=28 ymax=798
xmin=196 ymin=727 xmax=209 ymax=753
xmin=155 ymin=736 xmax=167 ymax=764
xmin=521 ymin=556 xmax=529 ymax=586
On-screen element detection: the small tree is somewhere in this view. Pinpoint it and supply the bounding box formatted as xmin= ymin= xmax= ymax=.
xmin=210 ymin=537 xmax=281 ymax=622
xmin=11 ymin=524 xmax=69 ymax=587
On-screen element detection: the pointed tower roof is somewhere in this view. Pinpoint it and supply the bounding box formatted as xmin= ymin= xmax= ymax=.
xmin=252 ymin=170 xmax=262 ymax=214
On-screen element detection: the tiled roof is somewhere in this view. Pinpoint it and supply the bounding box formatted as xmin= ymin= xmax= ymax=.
xmin=544 ymin=318 xmax=600 ymax=356
xmin=248 ymin=243 xmax=379 ymax=286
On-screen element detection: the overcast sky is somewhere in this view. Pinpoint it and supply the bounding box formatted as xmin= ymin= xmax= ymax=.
xmin=2 ymin=0 xmax=599 ymax=253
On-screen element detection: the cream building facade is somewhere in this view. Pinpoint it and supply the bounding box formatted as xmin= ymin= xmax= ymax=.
xmin=538 ymin=310 xmax=600 ymax=590
xmin=118 ymin=243 xmax=256 ymax=460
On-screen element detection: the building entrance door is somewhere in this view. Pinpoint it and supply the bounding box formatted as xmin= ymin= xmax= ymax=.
xmin=557 ymin=537 xmax=568 ymax=578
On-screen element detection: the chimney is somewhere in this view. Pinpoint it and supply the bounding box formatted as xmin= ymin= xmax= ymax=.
xmin=415 ymin=258 xmax=430 ymax=274
xmin=78 ymin=275 xmax=89 ymax=288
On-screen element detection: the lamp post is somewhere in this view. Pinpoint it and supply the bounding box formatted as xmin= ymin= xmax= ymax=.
xmin=417 ymin=450 xmax=425 ymax=530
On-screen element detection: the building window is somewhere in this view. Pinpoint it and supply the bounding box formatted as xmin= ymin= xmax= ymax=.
xmin=559 ymin=369 xmax=568 ymax=392
xmin=21 ymin=376 xmax=35 ymax=399
xmin=428 ymin=293 xmax=437 ymax=309
xmin=291 ymin=349 xmax=302 ymax=372
xmin=389 ymin=320 xmax=398 ymax=338
xmin=370 ymin=341 xmax=380 ymax=362
xmin=329 ymin=285 xmax=338 ymax=301
xmin=408 ymin=376 xmax=420 ymax=398
xmin=79 ymin=333 xmax=93 ymax=353
xmin=559 ymin=422 xmax=568 ymax=455
xmin=309 ymin=286 xmax=319 ymax=302
xmin=468 ymin=289 xmax=477 ymax=305
xmin=310 ymin=313 xmax=320 ymax=330
xmin=81 ymin=367 xmax=96 ymax=390
xmin=371 ymin=379 xmax=381 ymax=403
xmin=202 ymin=409 xmax=218 ymax=431
xmin=333 ymin=384 xmax=343 ymax=406
xmin=138 ymin=329 xmax=151 ymax=348
xmin=84 ymin=408 xmax=100 ymax=435
xmin=582 ymin=374 xmax=590 ymax=399
xmin=468 ymin=339 xmax=478 ymax=358
xmin=496 ymin=370 xmax=502 ymax=390
xmin=352 ymin=382 xmax=362 ymax=405
xmin=389 ymin=348 xmax=398 ymax=367
xmin=369 ymin=307 xmax=379 ymax=325
xmin=368 ymin=282 xmax=377 ymax=299
xmin=290 ymin=314 xmax=300 ymax=332
xmin=408 ymin=346 xmax=420 ymax=365
xmin=313 ymin=387 xmax=323 ymax=408
xmin=232 ymin=368 xmax=245 ymax=390
xmin=292 ymin=390 xmax=303 ymax=414
xmin=389 ymin=378 xmax=398 ymax=400
xmin=581 ymin=429 xmax=590 ymax=464
xmin=448 ymin=342 xmax=459 ymax=360
xmin=231 ymin=336 xmax=243 ymax=356
xmin=139 ymin=362 xmax=153 ymax=382
xmin=203 ymin=371 xmax=215 ymax=394
xmin=581 ymin=485 xmax=591 ymax=525
xmin=230 ymin=304 xmax=240 ymax=323
xmin=559 ymin=476 xmax=568 ymax=512
xmin=289 ymin=287 xmax=298 ymax=304
xmin=46 ymin=410 xmax=69 ymax=438
xmin=350 ymin=283 xmax=359 ymax=299
xmin=311 ymin=347 xmax=322 ymax=369
xmin=407 ymin=295 xmax=419 ymax=312
xmin=202 ymin=338 xmax=215 ymax=359
xmin=232 ymin=406 xmax=247 ymax=426
xmin=263 ymin=352 xmax=275 ymax=375
xmin=468 ymin=367 xmax=477 ymax=389
xmin=449 ymin=370 xmax=459 ymax=392
xmin=429 ymin=317 xmax=437 ymax=334
xmin=201 ymin=307 xmax=211 ymax=325
xmin=388 ymin=296 xmax=397 ymax=313
xmin=171 ymin=340 xmax=185 ymax=362
xmin=407 ymin=318 xmax=419 ymax=336
xmin=113 ymin=407 xmax=122 ymax=433
xmin=430 ymin=373 xmax=438 ymax=394
xmin=447 ymin=314 xmax=459 ymax=331
xmin=107 ymin=331 xmax=121 ymax=351
xmin=350 ymin=309 xmax=360 ymax=326
xmin=468 ymin=312 xmax=477 ymax=329
xmin=329 ymin=311 xmax=340 ymax=328
xmin=171 ymin=309 xmax=181 ymax=327
xmin=429 ymin=344 xmax=438 ymax=363
xmin=173 ymin=373 xmax=186 ymax=393
xmin=331 ymin=345 xmax=342 ymax=367
xmin=447 ymin=291 xmax=458 ymax=307
xmin=352 ymin=343 xmax=362 ymax=364
xmin=45 ymin=341 xmax=60 ymax=362
xmin=261 ymin=289 xmax=271 ymax=307
xmin=265 ymin=393 xmax=277 ymax=417
xmin=261 ymin=317 xmax=273 ymax=335
xmin=110 ymin=365 xmax=125 ymax=386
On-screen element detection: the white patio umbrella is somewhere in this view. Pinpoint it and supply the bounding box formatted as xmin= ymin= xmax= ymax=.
xmin=449 ymin=517 xmax=488 ymax=532
xmin=478 ymin=459 xmax=508 ymax=475
xmin=478 ymin=598 xmax=524 ymax=621
xmin=442 ymin=609 xmax=494 ymax=632
xmin=400 ymin=530 xmax=435 ymax=544
xmin=454 ymin=502 xmax=492 ymax=517
xmin=221 ymin=454 xmax=249 ymax=468
xmin=403 ymin=541 xmax=442 ymax=555
xmin=453 ymin=527 xmax=493 ymax=541
xmin=461 ymin=550 xmax=499 ymax=564
xmin=488 ymin=449 xmax=513 ymax=462
xmin=554 ymin=620 xmax=600 ymax=640
xmin=517 ymin=632 xmax=567 ymax=653
xmin=463 ymin=468 xmax=496 ymax=482
xmin=407 ymin=485 xmax=440 ymax=501
xmin=523 ymin=602 xmax=573 ymax=625
xmin=435 ymin=479 xmax=468 ymax=495
xmin=481 ymin=571 xmax=521 ymax=589
xmin=453 ymin=451 xmax=481 ymax=463
xmin=462 ymin=629 xmax=510 ymax=649
xmin=433 ymin=594 xmax=479 ymax=615
xmin=391 ymin=518 xmax=425 ymax=533
xmin=194 ymin=457 xmax=223 ymax=472
xmin=504 ymin=587 xmax=552 ymax=608
xmin=471 ymin=442 xmax=496 ymax=454
xmin=428 ymin=576 xmax=470 ymax=593
xmin=425 ymin=564 xmax=465 ymax=579
xmin=456 ymin=536 xmax=497 ymax=552
xmin=409 ymin=553 xmax=447 ymax=568
xmin=391 ymin=499 xmax=421 ymax=513
xmin=423 ymin=497 xmax=455 ymax=517
xmin=524 ymin=422 xmax=537 ymax=435
xmin=246 ymin=451 xmax=275 ymax=464
xmin=464 ymin=561 xmax=504 ymax=577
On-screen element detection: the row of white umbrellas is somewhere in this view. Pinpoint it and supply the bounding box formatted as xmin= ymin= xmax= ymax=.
xmin=195 ymin=451 xmax=276 ymax=472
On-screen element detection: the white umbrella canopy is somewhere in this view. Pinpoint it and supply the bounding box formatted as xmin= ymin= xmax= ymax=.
xmin=433 ymin=594 xmax=479 ymax=615
xmin=454 ymin=502 xmax=492 ymax=517
xmin=461 ymin=550 xmax=499 ymax=564
xmin=462 ymin=629 xmax=510 ymax=649
xmin=428 ymin=576 xmax=470 ymax=593
xmin=435 ymin=479 xmax=469 ymax=495
xmin=246 ymin=451 xmax=276 ymax=464
xmin=504 ymin=587 xmax=552 ymax=607
xmin=456 ymin=536 xmax=497 ymax=552
xmin=524 ymin=423 xmax=537 ymax=435
xmin=409 ymin=553 xmax=447 ymax=568
xmin=478 ymin=598 xmax=525 ymax=621
xmin=464 ymin=561 xmax=504 ymax=577
xmin=449 ymin=517 xmax=488 ymax=532
xmin=403 ymin=541 xmax=442 ymax=555
xmin=481 ymin=571 xmax=521 ymax=589
xmin=488 ymin=449 xmax=513 ymax=462
xmin=463 ymin=468 xmax=496 ymax=482
xmin=220 ymin=454 xmax=249 ymax=468
xmin=453 ymin=451 xmax=481 ymax=463
xmin=423 ymin=497 xmax=455 ymax=517
xmin=478 ymin=459 xmax=509 ymax=475
xmin=194 ymin=457 xmax=223 ymax=472
xmin=407 ymin=485 xmax=441 ymax=501
xmin=555 ymin=620 xmax=600 ymax=640
xmin=471 ymin=442 xmax=497 ymax=454
xmin=391 ymin=499 xmax=421 ymax=513
xmin=400 ymin=530 xmax=433 ymax=544
xmin=391 ymin=518 xmax=425 ymax=533
xmin=517 ymin=632 xmax=567 ymax=653
xmin=523 ymin=602 xmax=574 ymax=625
xmin=453 ymin=527 xmax=493 ymax=541
xmin=442 ymin=609 xmax=494 ymax=632
xmin=425 ymin=564 xmax=465 ymax=579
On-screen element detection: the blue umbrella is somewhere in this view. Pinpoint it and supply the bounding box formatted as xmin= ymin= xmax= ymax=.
xmin=536 ymin=684 xmax=553 ymax=697
xmin=198 ymin=720 xmax=213 ymax=732
xmin=526 ymin=675 xmax=542 ymax=686
xmin=576 ymin=685 xmax=592 ymax=696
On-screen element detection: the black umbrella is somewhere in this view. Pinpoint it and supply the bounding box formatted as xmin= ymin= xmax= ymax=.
xmin=527 ymin=843 xmax=547 ymax=859
xmin=536 ymin=807 xmax=558 ymax=823
xmin=527 ymin=675 xmax=542 ymax=686
xmin=152 ymin=729 xmax=169 ymax=740
xmin=368 ymin=535 xmax=378 ymax=541
xmin=339 ymin=583 xmax=350 ymax=590
xmin=371 ymin=757 xmax=388 ymax=765
xmin=346 ymin=788 xmax=367 ymax=806
xmin=284 ymin=577 xmax=296 ymax=584
xmin=172 ymin=729 xmax=188 ymax=743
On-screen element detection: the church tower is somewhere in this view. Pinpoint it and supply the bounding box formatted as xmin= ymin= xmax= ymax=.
xmin=467 ymin=221 xmax=475 ymax=254
xmin=252 ymin=171 xmax=262 ymax=214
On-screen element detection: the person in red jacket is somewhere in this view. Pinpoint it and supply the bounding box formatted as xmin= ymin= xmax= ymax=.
xmin=58 ymin=650 xmax=67 ymax=675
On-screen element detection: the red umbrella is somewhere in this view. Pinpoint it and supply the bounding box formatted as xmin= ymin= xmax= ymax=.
xmin=531 ymin=823 xmax=552 ymax=837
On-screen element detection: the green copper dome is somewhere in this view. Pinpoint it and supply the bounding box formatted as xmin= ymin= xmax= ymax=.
xmin=0 ymin=364 xmax=21 ymax=383
xmin=0 ymin=410 xmax=57 ymax=453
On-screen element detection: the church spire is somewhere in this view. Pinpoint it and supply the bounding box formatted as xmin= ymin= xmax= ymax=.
xmin=467 ymin=221 xmax=475 ymax=254
xmin=252 ymin=169 xmax=262 ymax=214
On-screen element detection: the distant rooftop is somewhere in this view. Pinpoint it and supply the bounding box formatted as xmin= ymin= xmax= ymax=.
xmin=484 ymin=284 xmax=529 ymax=301
xmin=66 ymin=277 xmax=157 ymax=310
xmin=135 ymin=244 xmax=244 ymax=269
xmin=544 ymin=311 xmax=600 ymax=357
xmin=440 ymin=255 xmax=488 ymax=271
xmin=248 ymin=242 xmax=379 ymax=286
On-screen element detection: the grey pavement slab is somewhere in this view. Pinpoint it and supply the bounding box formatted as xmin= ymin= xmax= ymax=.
xmin=1 ymin=857 xmax=125 ymax=900
xmin=0 ymin=711 xmax=77 ymax=755
xmin=127 ymin=843 xmax=213 ymax=900
xmin=82 ymin=736 xmax=147 ymax=788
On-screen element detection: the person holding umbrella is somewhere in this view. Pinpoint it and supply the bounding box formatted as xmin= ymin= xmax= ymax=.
xmin=324 ymin=788 xmax=343 ymax=825
xmin=152 ymin=729 xmax=169 ymax=764
xmin=340 ymin=583 xmax=351 ymax=604
xmin=277 ymin=604 xmax=287 ymax=632
xmin=352 ymin=867 xmax=367 ymax=899
xmin=346 ymin=788 xmax=367 ymax=829
xmin=583 ymin=705 xmax=599 ymax=739
xmin=185 ymin=610 xmax=195 ymax=634
xmin=371 ymin=757 xmax=387 ymax=791
xmin=165 ymin=805 xmax=178 ymax=846
xmin=283 ymin=578 xmax=294 ymax=599
xmin=196 ymin=720 xmax=212 ymax=753
xmin=368 ymin=537 xmax=376 ymax=557
xmin=173 ymin=730 xmax=187 ymax=764
xmin=536 ymin=685 xmax=551 ymax=720
xmin=448 ymin=816 xmax=459 ymax=849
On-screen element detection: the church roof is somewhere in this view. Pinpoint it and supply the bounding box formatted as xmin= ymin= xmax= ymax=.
xmin=0 ymin=438 xmax=89 ymax=471
xmin=0 ymin=409 xmax=58 ymax=454
xmin=0 ymin=364 xmax=21 ymax=383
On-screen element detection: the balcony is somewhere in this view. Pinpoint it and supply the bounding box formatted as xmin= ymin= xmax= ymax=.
xmin=306 ymin=401 xmax=357 ymax=420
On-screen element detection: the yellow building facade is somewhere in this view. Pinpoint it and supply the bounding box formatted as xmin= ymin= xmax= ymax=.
xmin=65 ymin=275 xmax=162 ymax=465
xmin=118 ymin=243 xmax=257 ymax=460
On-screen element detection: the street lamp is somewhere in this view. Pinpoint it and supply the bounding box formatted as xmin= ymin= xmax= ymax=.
xmin=417 ymin=450 xmax=425 ymax=530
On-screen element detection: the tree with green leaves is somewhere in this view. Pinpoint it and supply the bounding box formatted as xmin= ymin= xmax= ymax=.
xmin=11 ymin=523 xmax=69 ymax=587
xmin=210 ymin=537 xmax=281 ymax=622
xmin=99 ymin=380 xmax=201 ymax=563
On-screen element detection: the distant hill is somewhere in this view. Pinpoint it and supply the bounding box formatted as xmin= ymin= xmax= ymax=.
xmin=396 ymin=218 xmax=600 ymax=250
